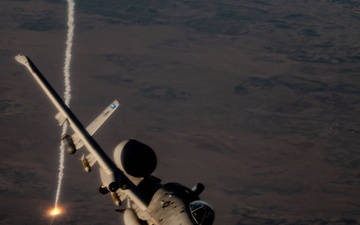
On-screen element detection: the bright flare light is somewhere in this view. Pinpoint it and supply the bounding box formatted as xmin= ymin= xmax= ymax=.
xmin=49 ymin=207 xmax=62 ymax=216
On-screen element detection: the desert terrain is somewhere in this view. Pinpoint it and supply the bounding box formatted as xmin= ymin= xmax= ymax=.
xmin=1 ymin=0 xmax=360 ymax=224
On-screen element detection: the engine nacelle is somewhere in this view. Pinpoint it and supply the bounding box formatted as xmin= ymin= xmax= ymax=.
xmin=114 ymin=139 xmax=157 ymax=178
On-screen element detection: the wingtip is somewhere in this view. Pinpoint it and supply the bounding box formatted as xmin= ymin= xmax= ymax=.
xmin=15 ymin=54 xmax=29 ymax=65
xmin=113 ymin=99 xmax=120 ymax=106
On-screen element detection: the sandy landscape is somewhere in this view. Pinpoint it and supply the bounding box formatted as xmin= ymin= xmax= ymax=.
xmin=1 ymin=0 xmax=360 ymax=224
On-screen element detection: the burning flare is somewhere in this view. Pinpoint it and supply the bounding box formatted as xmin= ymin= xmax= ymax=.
xmin=49 ymin=206 xmax=62 ymax=216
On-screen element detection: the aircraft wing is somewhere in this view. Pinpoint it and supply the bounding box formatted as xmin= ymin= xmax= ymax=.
xmin=15 ymin=54 xmax=149 ymax=211
xmin=71 ymin=100 xmax=120 ymax=150
xmin=15 ymin=54 xmax=117 ymax=175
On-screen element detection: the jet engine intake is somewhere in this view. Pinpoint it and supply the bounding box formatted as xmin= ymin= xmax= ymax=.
xmin=114 ymin=139 xmax=157 ymax=178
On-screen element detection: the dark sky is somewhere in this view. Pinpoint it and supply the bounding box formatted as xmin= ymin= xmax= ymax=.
xmin=1 ymin=0 xmax=360 ymax=224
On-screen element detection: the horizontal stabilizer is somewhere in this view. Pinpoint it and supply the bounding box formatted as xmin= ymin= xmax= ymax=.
xmin=72 ymin=100 xmax=120 ymax=150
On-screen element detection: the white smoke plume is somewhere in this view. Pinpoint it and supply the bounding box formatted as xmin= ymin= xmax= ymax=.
xmin=54 ymin=0 xmax=75 ymax=211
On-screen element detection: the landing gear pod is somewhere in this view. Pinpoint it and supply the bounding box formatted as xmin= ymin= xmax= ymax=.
xmin=114 ymin=139 xmax=157 ymax=178
xmin=62 ymin=134 xmax=76 ymax=154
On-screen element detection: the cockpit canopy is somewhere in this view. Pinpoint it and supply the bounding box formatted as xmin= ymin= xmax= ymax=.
xmin=189 ymin=201 xmax=215 ymax=225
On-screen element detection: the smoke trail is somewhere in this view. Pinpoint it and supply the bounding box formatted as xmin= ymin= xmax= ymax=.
xmin=54 ymin=0 xmax=75 ymax=211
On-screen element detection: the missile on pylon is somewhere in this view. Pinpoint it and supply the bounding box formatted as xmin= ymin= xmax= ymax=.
xmin=81 ymin=154 xmax=91 ymax=172
xmin=111 ymin=192 xmax=122 ymax=206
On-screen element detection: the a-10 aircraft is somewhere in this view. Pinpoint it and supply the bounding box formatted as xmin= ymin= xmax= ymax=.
xmin=15 ymin=54 xmax=215 ymax=225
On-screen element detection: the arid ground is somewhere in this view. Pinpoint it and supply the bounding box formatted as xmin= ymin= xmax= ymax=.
xmin=1 ymin=0 xmax=360 ymax=224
